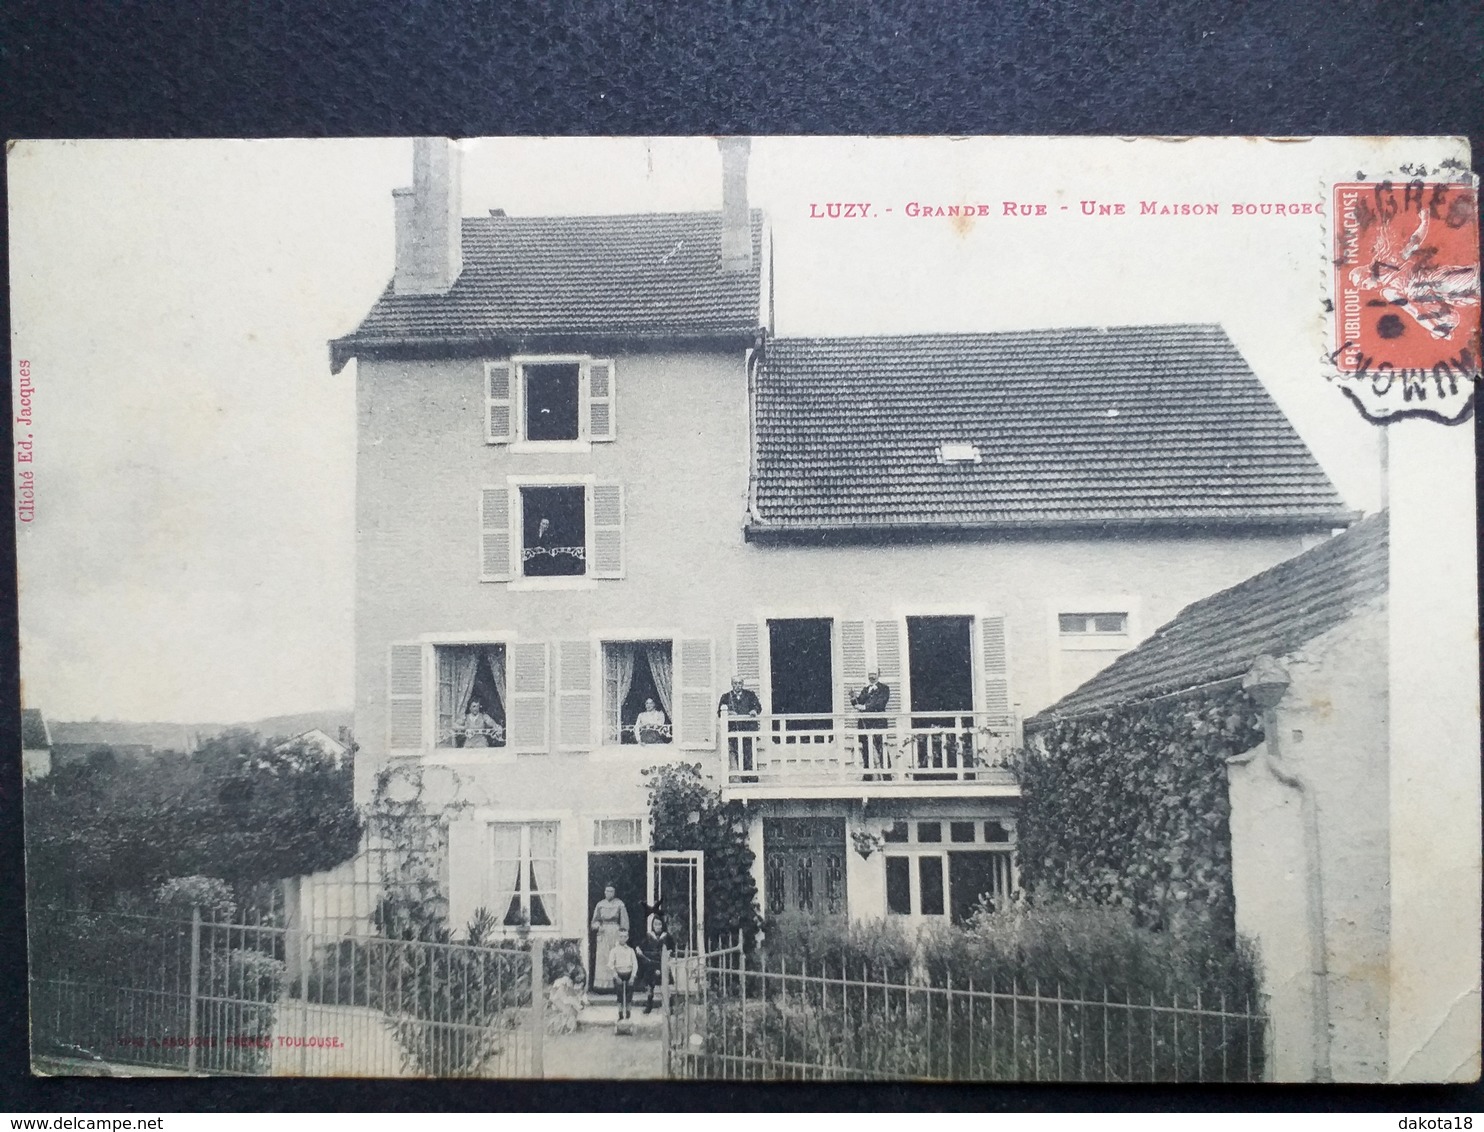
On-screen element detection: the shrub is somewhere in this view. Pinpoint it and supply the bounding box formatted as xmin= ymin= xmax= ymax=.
xmin=761 ymin=913 xmax=915 ymax=982
xmin=155 ymin=876 xmax=237 ymax=921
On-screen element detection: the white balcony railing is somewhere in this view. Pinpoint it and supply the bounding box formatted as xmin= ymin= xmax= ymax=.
xmin=719 ymin=709 xmax=1021 ymax=786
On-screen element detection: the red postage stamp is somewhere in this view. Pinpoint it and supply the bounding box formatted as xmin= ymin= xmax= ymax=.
xmin=1332 ymin=179 xmax=1481 ymax=423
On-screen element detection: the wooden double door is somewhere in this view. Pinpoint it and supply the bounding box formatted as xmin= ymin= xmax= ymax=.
xmin=763 ymin=817 xmax=847 ymax=918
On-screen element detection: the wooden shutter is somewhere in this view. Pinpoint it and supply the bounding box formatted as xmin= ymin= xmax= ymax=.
xmin=447 ymin=818 xmax=490 ymax=939
xmin=980 ymin=613 xmax=1011 ymax=724
xmin=677 ymin=638 xmax=716 ymax=748
xmin=479 ymin=487 xmax=513 ymax=582
xmin=556 ymin=640 xmax=594 ymax=750
xmin=733 ymin=621 xmax=761 ymax=689
xmin=387 ymin=643 xmax=426 ymax=751
xmin=590 ymin=483 xmax=624 ymax=578
xmin=485 ymin=361 xmax=514 ymax=444
xmin=839 ymin=619 xmax=868 ymax=705
xmin=873 ymin=619 xmax=903 ymax=711
xmin=587 ymin=359 xmax=615 ymax=442
xmin=507 ymin=641 xmax=550 ymax=753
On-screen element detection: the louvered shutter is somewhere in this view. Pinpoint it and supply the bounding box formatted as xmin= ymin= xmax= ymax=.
xmin=556 ymin=640 xmax=594 ymax=750
xmin=677 ymin=638 xmax=716 ymax=748
xmin=447 ymin=818 xmax=490 ymax=939
xmin=733 ymin=622 xmax=761 ymax=689
xmin=980 ymin=613 xmax=1011 ymax=725
xmin=590 ymin=483 xmax=624 ymax=578
xmin=873 ymin=620 xmax=903 ymax=712
xmin=507 ymin=641 xmax=550 ymax=753
xmin=839 ymin=619 xmax=868 ymax=716
xmin=485 ymin=361 xmax=514 ymax=444
xmin=479 ymin=488 xmax=513 ymax=582
xmin=387 ymin=643 xmax=426 ymax=751
xmin=587 ymin=359 xmax=615 ymax=442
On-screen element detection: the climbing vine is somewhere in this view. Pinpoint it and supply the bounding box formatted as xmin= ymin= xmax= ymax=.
xmin=1017 ymin=685 xmax=1264 ymax=944
xmin=643 ymin=761 xmax=761 ymax=945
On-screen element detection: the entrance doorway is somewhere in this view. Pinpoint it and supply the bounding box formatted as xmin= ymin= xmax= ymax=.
xmin=586 ymin=851 xmax=646 ymax=992
xmin=762 ymin=817 xmax=847 ymax=918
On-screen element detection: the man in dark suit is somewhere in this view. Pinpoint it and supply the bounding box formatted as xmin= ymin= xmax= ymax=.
xmin=851 ymin=671 xmax=892 ymax=769
xmin=718 ymin=677 xmax=762 ymax=772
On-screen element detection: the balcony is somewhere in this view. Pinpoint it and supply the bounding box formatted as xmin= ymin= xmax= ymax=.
xmin=719 ymin=710 xmax=1021 ymax=799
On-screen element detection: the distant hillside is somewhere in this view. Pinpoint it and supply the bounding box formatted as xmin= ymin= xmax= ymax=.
xmin=48 ymin=710 xmax=354 ymax=752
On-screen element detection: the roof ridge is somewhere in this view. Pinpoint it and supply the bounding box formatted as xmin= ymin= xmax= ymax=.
xmin=767 ymin=323 xmax=1226 ymax=345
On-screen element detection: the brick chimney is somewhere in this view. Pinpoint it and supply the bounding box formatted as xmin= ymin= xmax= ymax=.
xmin=718 ymin=136 xmax=752 ymax=274
xmin=393 ymin=137 xmax=463 ymax=295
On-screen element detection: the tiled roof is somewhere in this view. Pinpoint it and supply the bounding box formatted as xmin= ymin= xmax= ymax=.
xmin=332 ymin=210 xmax=763 ymax=370
xmin=1028 ymin=510 xmax=1388 ymax=722
xmin=751 ymin=325 xmax=1355 ymax=533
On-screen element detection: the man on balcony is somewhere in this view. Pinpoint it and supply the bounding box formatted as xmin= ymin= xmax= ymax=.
xmin=718 ymin=677 xmax=762 ymax=773
xmin=851 ymin=671 xmax=892 ymax=771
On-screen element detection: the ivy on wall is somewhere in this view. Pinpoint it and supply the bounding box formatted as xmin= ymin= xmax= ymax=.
xmin=1017 ymin=685 xmax=1264 ymax=943
xmin=644 ymin=762 xmax=761 ymax=945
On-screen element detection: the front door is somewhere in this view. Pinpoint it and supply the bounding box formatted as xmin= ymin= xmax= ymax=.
xmin=762 ymin=817 xmax=847 ymax=918
xmin=587 ymin=851 xmax=646 ymax=990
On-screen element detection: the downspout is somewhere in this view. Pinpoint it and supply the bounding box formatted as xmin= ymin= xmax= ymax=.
xmin=1242 ymin=655 xmax=1333 ymax=1082
xmin=745 ymin=334 xmax=765 ymax=526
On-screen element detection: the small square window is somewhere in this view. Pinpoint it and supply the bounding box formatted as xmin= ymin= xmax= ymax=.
xmin=885 ymin=857 xmax=911 ymax=915
xmin=520 ymin=486 xmax=586 ymax=577
xmin=949 ymin=821 xmax=977 ymax=844
xmin=883 ymin=821 xmax=909 ymax=843
xmin=985 ymin=820 xmax=1012 ymax=843
xmin=916 ymin=822 xmax=942 ymax=843
xmin=1093 ymin=613 xmax=1128 ymax=634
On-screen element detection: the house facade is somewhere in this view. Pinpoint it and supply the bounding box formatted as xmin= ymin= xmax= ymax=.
xmin=333 ymin=138 xmax=1354 ymax=952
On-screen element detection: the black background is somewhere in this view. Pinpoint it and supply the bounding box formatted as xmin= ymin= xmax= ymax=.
xmin=1 ymin=0 xmax=1481 ymax=1113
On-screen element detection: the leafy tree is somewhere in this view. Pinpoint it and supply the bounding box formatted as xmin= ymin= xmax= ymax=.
xmin=643 ymin=761 xmax=760 ymax=946
xmin=25 ymin=729 xmax=361 ymax=908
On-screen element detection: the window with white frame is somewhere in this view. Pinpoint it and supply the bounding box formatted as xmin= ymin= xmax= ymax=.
xmin=435 ymin=644 xmax=507 ymax=748
xmin=881 ymin=818 xmax=1016 ymax=923
xmin=491 ymin=821 xmax=561 ymax=928
xmin=1056 ymin=609 xmax=1133 ymax=697
xmin=480 ymin=482 xmax=625 ymax=582
xmin=485 ymin=357 xmax=615 ymax=445
xmin=592 ymin=817 xmax=646 ymax=848
xmin=1058 ymin=612 xmax=1129 ymax=636
xmin=601 ymin=640 xmax=674 ymax=745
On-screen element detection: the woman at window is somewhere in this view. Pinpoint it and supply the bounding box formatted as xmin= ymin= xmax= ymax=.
xmin=634 ymin=697 xmax=670 ymax=744
xmin=458 ymin=699 xmax=503 ymax=748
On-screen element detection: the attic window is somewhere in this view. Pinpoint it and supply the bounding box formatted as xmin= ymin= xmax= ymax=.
xmin=936 ymin=443 xmax=981 ymax=465
xmin=1059 ymin=612 xmax=1129 ymax=635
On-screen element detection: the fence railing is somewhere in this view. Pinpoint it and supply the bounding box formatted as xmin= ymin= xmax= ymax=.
xmin=722 ymin=710 xmax=1020 ymax=787
xmin=29 ymin=905 xmax=544 ymax=1078
xmin=666 ymin=942 xmax=1267 ymax=1082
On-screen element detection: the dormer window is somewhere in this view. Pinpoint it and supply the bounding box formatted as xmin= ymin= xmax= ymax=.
xmin=485 ymin=357 xmax=615 ymax=447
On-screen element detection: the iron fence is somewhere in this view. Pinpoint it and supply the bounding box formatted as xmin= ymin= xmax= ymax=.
xmin=666 ymin=940 xmax=1268 ymax=1082
xmin=30 ymin=905 xmax=544 ymax=1078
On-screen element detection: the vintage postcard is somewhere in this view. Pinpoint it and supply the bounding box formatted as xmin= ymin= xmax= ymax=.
xmin=10 ymin=136 xmax=1479 ymax=1084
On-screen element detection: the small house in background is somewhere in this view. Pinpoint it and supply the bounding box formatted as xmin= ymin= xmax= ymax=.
xmin=277 ymin=728 xmax=351 ymax=767
xmin=1031 ymin=512 xmax=1390 ymax=1082
xmin=21 ymin=709 xmax=52 ymax=781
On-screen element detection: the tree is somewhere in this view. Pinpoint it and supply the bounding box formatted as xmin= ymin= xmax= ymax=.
xmin=25 ymin=729 xmax=362 ymax=908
